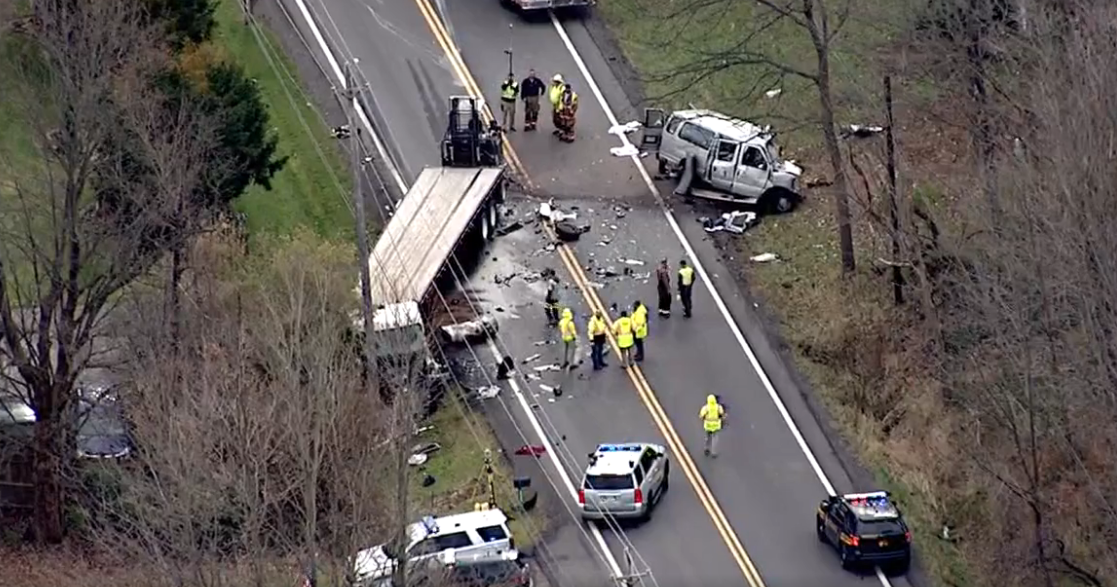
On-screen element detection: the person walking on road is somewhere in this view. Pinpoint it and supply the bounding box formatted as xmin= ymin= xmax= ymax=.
xmin=613 ymin=310 xmax=635 ymax=368
xmin=588 ymin=310 xmax=608 ymax=370
xmin=632 ymin=301 xmax=648 ymax=362
xmin=520 ymin=69 xmax=545 ymax=131
xmin=655 ymin=258 xmax=672 ymax=318
xmin=699 ymin=394 xmax=726 ymax=457
xmin=500 ymin=73 xmax=519 ymax=132
xmin=548 ymin=74 xmax=565 ymax=135
xmin=544 ymin=279 xmax=560 ymax=326
xmin=556 ymin=84 xmax=579 ymax=143
xmin=678 ymin=259 xmax=696 ymax=318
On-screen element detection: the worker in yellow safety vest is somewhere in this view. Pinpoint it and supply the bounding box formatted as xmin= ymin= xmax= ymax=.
xmin=632 ymin=301 xmax=648 ymax=362
xmin=556 ymin=84 xmax=579 ymax=143
xmin=555 ymin=308 xmax=578 ymax=396
xmin=500 ymin=73 xmax=519 ymax=132
xmin=548 ymin=74 xmax=565 ymax=135
xmin=678 ymin=259 xmax=696 ymax=318
xmin=698 ymin=394 xmax=726 ymax=457
xmin=587 ymin=311 xmax=608 ymax=371
xmin=613 ymin=310 xmax=635 ymax=369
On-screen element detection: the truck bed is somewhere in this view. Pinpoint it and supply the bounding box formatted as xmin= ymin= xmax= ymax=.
xmin=369 ymin=166 xmax=503 ymax=305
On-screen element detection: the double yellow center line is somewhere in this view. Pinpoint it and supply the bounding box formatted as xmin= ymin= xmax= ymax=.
xmin=408 ymin=1 xmax=765 ymax=585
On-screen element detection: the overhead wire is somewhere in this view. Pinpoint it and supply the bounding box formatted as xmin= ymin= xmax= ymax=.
xmin=297 ymin=0 xmax=660 ymax=581
xmin=239 ymin=11 xmax=598 ymax=587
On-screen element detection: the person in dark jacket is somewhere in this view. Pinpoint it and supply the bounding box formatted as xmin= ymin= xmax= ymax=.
xmin=655 ymin=258 xmax=672 ymax=317
xmin=544 ymin=279 xmax=560 ymax=326
xmin=520 ymin=69 xmax=546 ymax=131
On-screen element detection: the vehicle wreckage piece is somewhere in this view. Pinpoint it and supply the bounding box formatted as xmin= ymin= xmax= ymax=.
xmin=440 ymin=314 xmax=499 ymax=343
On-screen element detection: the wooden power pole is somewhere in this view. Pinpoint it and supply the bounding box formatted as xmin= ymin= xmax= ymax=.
xmin=884 ymin=76 xmax=904 ymax=305
xmin=344 ymin=61 xmax=380 ymax=390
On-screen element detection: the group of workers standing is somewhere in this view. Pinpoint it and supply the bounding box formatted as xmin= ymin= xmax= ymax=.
xmin=545 ymin=258 xmax=724 ymax=455
xmin=500 ymin=70 xmax=579 ymax=142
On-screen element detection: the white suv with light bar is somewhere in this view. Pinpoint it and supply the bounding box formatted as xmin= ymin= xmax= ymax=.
xmin=578 ymin=443 xmax=670 ymax=522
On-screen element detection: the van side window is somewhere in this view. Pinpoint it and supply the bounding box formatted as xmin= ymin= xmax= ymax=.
xmin=476 ymin=524 xmax=508 ymax=543
xmin=410 ymin=537 xmax=441 ymax=556
xmin=742 ymin=146 xmax=768 ymax=170
xmin=715 ymin=141 xmax=739 ymax=163
xmin=665 ymin=116 xmax=683 ymax=135
xmin=433 ymin=531 xmax=474 ymax=551
xmin=678 ymin=122 xmax=714 ymax=149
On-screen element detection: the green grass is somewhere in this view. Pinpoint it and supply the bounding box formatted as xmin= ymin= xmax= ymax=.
xmin=210 ymin=0 xmax=354 ymax=245
xmin=597 ymin=0 xmax=909 ymax=150
xmin=411 ymin=397 xmax=548 ymax=549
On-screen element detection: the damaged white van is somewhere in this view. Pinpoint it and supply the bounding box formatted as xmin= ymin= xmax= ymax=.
xmin=643 ymin=108 xmax=804 ymax=214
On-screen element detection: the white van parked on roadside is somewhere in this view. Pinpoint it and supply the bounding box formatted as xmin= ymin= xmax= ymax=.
xmin=352 ymin=508 xmax=516 ymax=587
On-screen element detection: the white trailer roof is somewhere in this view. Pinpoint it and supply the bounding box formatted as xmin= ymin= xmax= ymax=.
xmin=368 ymin=166 xmax=502 ymax=305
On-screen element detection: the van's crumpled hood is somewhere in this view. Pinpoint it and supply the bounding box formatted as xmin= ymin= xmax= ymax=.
xmin=353 ymin=544 xmax=395 ymax=580
xmin=781 ymin=160 xmax=803 ymax=176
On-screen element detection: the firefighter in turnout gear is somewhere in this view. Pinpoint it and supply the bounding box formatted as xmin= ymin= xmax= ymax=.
xmin=557 ymin=84 xmax=579 ymax=143
xmin=699 ymin=394 xmax=726 ymax=457
xmin=544 ymin=279 xmax=560 ymax=326
xmin=632 ymin=301 xmax=648 ymax=362
xmin=520 ymin=69 xmax=545 ymax=131
xmin=588 ymin=311 xmax=608 ymax=370
xmin=549 ymin=74 xmax=565 ymax=135
xmin=678 ymin=259 xmax=696 ymax=318
xmin=500 ymin=74 xmax=519 ymax=131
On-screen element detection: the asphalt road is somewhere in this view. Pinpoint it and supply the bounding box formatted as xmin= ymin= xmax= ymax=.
xmin=284 ymin=0 xmax=917 ymax=586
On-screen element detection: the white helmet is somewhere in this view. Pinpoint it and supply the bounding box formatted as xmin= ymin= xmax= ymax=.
xmin=552 ymin=73 xmax=563 ymax=83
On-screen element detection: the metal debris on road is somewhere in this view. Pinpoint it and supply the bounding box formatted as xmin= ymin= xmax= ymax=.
xmin=702 ymin=210 xmax=759 ymax=234
xmin=609 ymin=121 xmax=642 ymax=136
xmin=477 ymin=385 xmax=501 ymax=400
xmin=621 ymin=258 xmax=645 ymax=266
xmin=610 ymin=144 xmax=640 ymax=157
xmin=534 ymin=364 xmax=562 ymax=372
xmin=441 ymin=315 xmax=499 ymax=343
xmin=494 ymin=221 xmax=524 ymax=237
xmin=750 ymin=252 xmax=780 ymax=263
xmin=525 ymin=373 xmax=542 ymax=381
xmin=522 ymin=353 xmax=541 ymax=364
xmin=539 ymin=384 xmax=556 ymax=394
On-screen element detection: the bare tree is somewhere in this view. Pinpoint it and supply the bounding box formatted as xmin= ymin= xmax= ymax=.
xmin=0 ymin=0 xmax=219 ymax=543
xmin=936 ymin=4 xmax=1117 ymax=584
xmin=637 ymin=0 xmax=862 ymax=271
xmin=85 ymin=231 xmax=435 ymax=587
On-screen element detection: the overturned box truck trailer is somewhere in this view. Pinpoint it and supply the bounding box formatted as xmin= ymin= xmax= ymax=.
xmin=352 ymin=96 xmax=506 ymax=407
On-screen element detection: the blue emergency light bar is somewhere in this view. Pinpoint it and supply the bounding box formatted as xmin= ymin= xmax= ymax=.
xmin=597 ymin=444 xmax=641 ymax=452
xmin=843 ymin=491 xmax=889 ymax=502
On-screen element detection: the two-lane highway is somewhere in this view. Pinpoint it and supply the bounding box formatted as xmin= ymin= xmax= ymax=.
xmin=287 ymin=0 xmax=915 ymax=585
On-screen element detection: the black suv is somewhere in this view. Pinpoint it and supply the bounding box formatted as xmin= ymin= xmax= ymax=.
xmin=816 ymin=491 xmax=912 ymax=571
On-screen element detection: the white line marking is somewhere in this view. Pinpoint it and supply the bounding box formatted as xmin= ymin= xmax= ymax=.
xmin=485 ymin=342 xmax=624 ymax=579
xmin=291 ymin=0 xmax=408 ymax=193
xmin=548 ymin=12 xmax=894 ymax=587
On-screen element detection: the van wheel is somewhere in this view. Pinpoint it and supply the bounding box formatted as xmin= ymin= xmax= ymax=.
xmin=488 ymin=205 xmax=499 ymax=240
xmin=762 ymin=187 xmax=798 ymax=215
xmin=481 ymin=212 xmax=492 ymax=241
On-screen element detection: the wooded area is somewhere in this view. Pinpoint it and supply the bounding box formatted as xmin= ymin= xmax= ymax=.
xmin=599 ymin=0 xmax=1117 ymax=585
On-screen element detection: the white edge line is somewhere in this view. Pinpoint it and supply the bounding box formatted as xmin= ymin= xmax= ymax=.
xmin=485 ymin=342 xmax=625 ymax=579
xmin=291 ymin=0 xmax=408 ymax=195
xmin=548 ymin=13 xmax=896 ymax=587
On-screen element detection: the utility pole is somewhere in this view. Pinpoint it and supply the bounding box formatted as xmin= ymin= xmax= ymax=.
xmin=884 ymin=75 xmax=904 ymax=305
xmin=615 ymin=547 xmax=652 ymax=587
xmin=505 ymin=23 xmax=514 ymax=77
xmin=345 ymin=61 xmax=380 ymax=390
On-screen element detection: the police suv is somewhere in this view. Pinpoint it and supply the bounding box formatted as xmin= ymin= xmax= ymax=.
xmin=578 ymin=443 xmax=670 ymax=522
xmin=816 ymin=491 xmax=912 ymax=571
